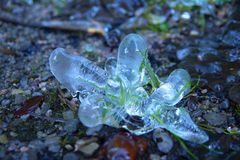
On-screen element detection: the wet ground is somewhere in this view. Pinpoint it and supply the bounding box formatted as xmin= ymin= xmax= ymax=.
xmin=0 ymin=0 xmax=240 ymax=160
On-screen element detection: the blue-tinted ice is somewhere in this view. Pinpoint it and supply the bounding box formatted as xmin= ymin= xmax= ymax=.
xmin=49 ymin=33 xmax=209 ymax=144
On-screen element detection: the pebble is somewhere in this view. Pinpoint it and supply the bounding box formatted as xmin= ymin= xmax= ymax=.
xmin=20 ymin=77 xmax=28 ymax=89
xmin=203 ymin=112 xmax=227 ymax=126
xmin=0 ymin=134 xmax=8 ymax=144
xmin=45 ymin=109 xmax=53 ymax=117
xmin=1 ymin=99 xmax=10 ymax=106
xmin=64 ymin=119 xmax=78 ymax=133
xmin=63 ymin=110 xmax=75 ymax=120
xmin=153 ymin=129 xmax=173 ymax=153
xmin=14 ymin=94 xmax=26 ymax=104
xmin=40 ymin=102 xmax=49 ymax=114
xmin=150 ymin=154 xmax=161 ymax=160
xmin=63 ymin=152 xmax=79 ymax=160
xmin=20 ymin=149 xmax=38 ymax=160
xmin=64 ymin=144 xmax=73 ymax=150
xmin=28 ymin=140 xmax=45 ymax=151
xmin=32 ymin=92 xmax=43 ymax=96
xmin=78 ymin=142 xmax=99 ymax=156
xmin=219 ymin=99 xmax=229 ymax=109
xmin=75 ymin=138 xmax=99 ymax=156
xmin=11 ymin=89 xmax=24 ymax=95
xmin=20 ymin=146 xmax=29 ymax=152
xmin=228 ymin=85 xmax=240 ymax=104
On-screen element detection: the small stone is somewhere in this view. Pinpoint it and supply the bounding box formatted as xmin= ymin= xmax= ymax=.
xmin=14 ymin=94 xmax=26 ymax=104
xmin=20 ymin=77 xmax=28 ymax=89
xmin=203 ymin=112 xmax=227 ymax=126
xmin=1 ymin=99 xmax=10 ymax=106
xmin=32 ymin=92 xmax=43 ymax=96
xmin=40 ymin=102 xmax=49 ymax=114
xmin=41 ymin=71 xmax=53 ymax=81
xmin=10 ymin=132 xmax=18 ymax=137
xmin=79 ymin=142 xmax=99 ymax=156
xmin=63 ymin=152 xmax=78 ymax=160
xmin=20 ymin=146 xmax=29 ymax=152
xmin=48 ymin=144 xmax=60 ymax=153
xmin=228 ymin=85 xmax=240 ymax=104
xmin=201 ymin=89 xmax=208 ymax=94
xmin=190 ymin=30 xmax=199 ymax=36
xmin=0 ymin=134 xmax=8 ymax=144
xmin=65 ymin=144 xmax=73 ymax=151
xmin=150 ymin=154 xmax=161 ymax=160
xmin=153 ymin=129 xmax=173 ymax=153
xmin=63 ymin=110 xmax=75 ymax=120
xmin=28 ymin=140 xmax=45 ymax=151
xmin=64 ymin=119 xmax=78 ymax=133
xmin=45 ymin=109 xmax=52 ymax=117
xmin=20 ymin=149 xmax=38 ymax=160
xmin=219 ymin=99 xmax=229 ymax=109
xmin=11 ymin=89 xmax=24 ymax=95
xmin=181 ymin=12 xmax=191 ymax=20
xmin=34 ymin=107 xmax=41 ymax=115
xmin=45 ymin=136 xmax=60 ymax=153
xmin=176 ymin=48 xmax=191 ymax=60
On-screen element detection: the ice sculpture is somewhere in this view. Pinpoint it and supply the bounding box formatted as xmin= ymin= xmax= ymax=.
xmin=49 ymin=33 xmax=209 ymax=144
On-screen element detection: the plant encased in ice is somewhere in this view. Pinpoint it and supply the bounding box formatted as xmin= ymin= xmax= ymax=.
xmin=49 ymin=33 xmax=209 ymax=144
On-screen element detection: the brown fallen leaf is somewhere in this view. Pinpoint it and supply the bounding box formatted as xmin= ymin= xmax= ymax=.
xmin=14 ymin=96 xmax=44 ymax=117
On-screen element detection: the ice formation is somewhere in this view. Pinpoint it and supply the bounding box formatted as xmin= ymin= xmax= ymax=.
xmin=49 ymin=33 xmax=209 ymax=144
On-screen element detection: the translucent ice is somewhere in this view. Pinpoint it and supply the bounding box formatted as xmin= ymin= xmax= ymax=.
xmin=49 ymin=48 xmax=109 ymax=96
xmin=116 ymin=33 xmax=148 ymax=87
xmin=154 ymin=107 xmax=209 ymax=144
xmin=49 ymin=33 xmax=209 ymax=144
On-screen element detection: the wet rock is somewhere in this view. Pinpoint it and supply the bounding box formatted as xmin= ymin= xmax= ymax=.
xmin=40 ymin=102 xmax=49 ymax=115
xmin=41 ymin=71 xmax=53 ymax=81
xmin=228 ymin=85 xmax=240 ymax=104
xmin=20 ymin=149 xmax=38 ymax=160
xmin=63 ymin=110 xmax=75 ymax=120
xmin=219 ymin=99 xmax=229 ymax=109
xmin=176 ymin=48 xmax=191 ymax=60
xmin=1 ymin=99 xmax=10 ymax=106
xmin=63 ymin=152 xmax=79 ymax=160
xmin=0 ymin=134 xmax=8 ymax=144
xmin=153 ymin=129 xmax=173 ymax=153
xmin=32 ymin=92 xmax=43 ymax=96
xmin=150 ymin=154 xmax=161 ymax=160
xmin=79 ymin=142 xmax=99 ymax=156
xmin=222 ymin=30 xmax=240 ymax=47
xmin=75 ymin=138 xmax=99 ymax=156
xmin=45 ymin=137 xmax=60 ymax=153
xmin=20 ymin=77 xmax=28 ymax=89
xmin=203 ymin=112 xmax=227 ymax=126
xmin=64 ymin=119 xmax=78 ymax=133
xmin=14 ymin=94 xmax=26 ymax=105
xmin=28 ymin=140 xmax=45 ymax=151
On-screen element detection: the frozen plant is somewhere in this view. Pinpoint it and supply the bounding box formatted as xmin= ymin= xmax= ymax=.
xmin=49 ymin=33 xmax=209 ymax=144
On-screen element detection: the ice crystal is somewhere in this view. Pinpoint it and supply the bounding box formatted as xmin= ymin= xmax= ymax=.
xmin=49 ymin=33 xmax=209 ymax=144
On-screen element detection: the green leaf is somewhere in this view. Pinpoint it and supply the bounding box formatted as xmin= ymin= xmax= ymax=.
xmin=119 ymin=79 xmax=125 ymax=106
xmin=174 ymin=135 xmax=199 ymax=160
xmin=139 ymin=50 xmax=161 ymax=89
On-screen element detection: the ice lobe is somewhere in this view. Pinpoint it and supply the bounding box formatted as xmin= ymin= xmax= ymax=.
xmin=116 ymin=33 xmax=148 ymax=87
xmin=143 ymin=69 xmax=191 ymax=115
xmin=49 ymin=48 xmax=109 ymax=96
xmin=155 ymin=107 xmax=209 ymax=144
